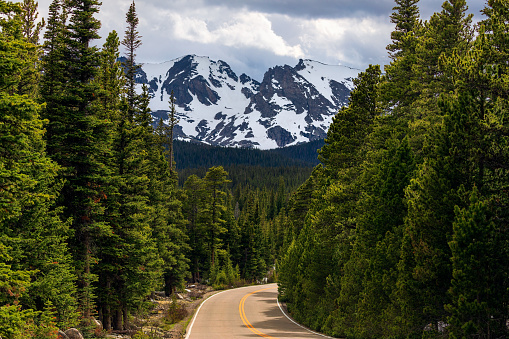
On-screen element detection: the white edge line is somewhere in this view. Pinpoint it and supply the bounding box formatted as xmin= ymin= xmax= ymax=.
xmin=185 ymin=284 xmax=276 ymax=339
xmin=185 ymin=289 xmax=227 ymax=339
xmin=277 ymin=295 xmax=336 ymax=339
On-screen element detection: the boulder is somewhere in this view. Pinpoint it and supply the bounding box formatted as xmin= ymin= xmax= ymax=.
xmin=91 ymin=317 xmax=103 ymax=331
xmin=57 ymin=330 xmax=69 ymax=339
xmin=64 ymin=328 xmax=84 ymax=339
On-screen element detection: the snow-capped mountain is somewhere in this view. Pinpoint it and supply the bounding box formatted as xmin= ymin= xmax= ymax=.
xmin=136 ymin=55 xmax=359 ymax=149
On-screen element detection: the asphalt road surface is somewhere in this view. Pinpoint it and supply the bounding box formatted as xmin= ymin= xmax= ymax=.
xmin=185 ymin=283 xmax=333 ymax=339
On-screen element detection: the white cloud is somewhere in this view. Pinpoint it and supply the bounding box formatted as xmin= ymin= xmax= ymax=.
xmin=166 ymin=11 xmax=304 ymax=59
xmin=299 ymin=16 xmax=392 ymax=68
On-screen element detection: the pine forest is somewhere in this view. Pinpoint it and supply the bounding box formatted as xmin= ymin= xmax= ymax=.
xmin=1 ymin=0 xmax=508 ymax=338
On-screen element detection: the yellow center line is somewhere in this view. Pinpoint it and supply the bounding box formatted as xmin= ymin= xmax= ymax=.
xmin=239 ymin=287 xmax=279 ymax=339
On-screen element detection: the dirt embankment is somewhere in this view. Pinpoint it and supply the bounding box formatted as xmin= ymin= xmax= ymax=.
xmin=106 ymin=284 xmax=218 ymax=339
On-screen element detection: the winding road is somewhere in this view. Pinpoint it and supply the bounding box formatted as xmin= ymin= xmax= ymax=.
xmin=185 ymin=283 xmax=333 ymax=339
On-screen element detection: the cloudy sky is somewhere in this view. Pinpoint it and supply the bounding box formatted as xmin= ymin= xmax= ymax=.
xmin=37 ymin=0 xmax=486 ymax=81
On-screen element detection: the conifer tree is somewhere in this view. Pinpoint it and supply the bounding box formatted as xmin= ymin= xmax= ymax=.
xmin=447 ymin=188 xmax=509 ymax=338
xmin=398 ymin=92 xmax=483 ymax=334
xmin=167 ymin=90 xmax=179 ymax=171
xmin=92 ymin=31 xmax=123 ymax=331
xmin=410 ymin=0 xmax=473 ymax=135
xmin=345 ymin=138 xmax=415 ymax=337
xmin=183 ymin=174 xmax=207 ymax=282
xmin=19 ymin=0 xmax=44 ymax=44
xmin=203 ymin=166 xmax=230 ymax=266
xmin=103 ymin=2 xmax=162 ymax=327
xmin=387 ymin=0 xmax=420 ymax=60
xmin=122 ymin=0 xmax=141 ymax=118
xmin=382 ymin=0 xmax=422 ymax=112
xmin=15 ymin=0 xmax=44 ymax=96
xmin=479 ymin=0 xmax=509 ymax=100
xmin=40 ymin=0 xmax=111 ymax=321
xmin=319 ymin=64 xmax=381 ymax=177
xmin=239 ymin=193 xmax=266 ymax=280
xmin=152 ymin=116 xmax=190 ymax=295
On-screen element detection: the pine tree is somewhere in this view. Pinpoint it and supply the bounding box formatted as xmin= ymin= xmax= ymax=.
xmin=447 ymin=188 xmax=509 ymax=338
xmin=346 ymin=138 xmax=415 ymax=337
xmin=183 ymin=175 xmax=207 ymax=282
xmin=15 ymin=0 xmax=44 ymax=96
xmin=152 ymin=115 xmax=190 ymax=296
xmin=167 ymin=90 xmax=179 ymax=171
xmin=387 ymin=0 xmax=420 ymax=60
xmin=92 ymin=31 xmax=124 ymax=331
xmin=19 ymin=0 xmax=44 ymax=45
xmin=318 ymin=64 xmax=381 ymax=177
xmin=102 ymin=2 xmax=162 ymax=327
xmin=40 ymin=0 xmax=111 ymax=321
xmin=479 ymin=0 xmax=509 ymax=100
xmin=398 ymin=92 xmax=482 ymax=334
xmin=96 ymin=30 xmax=124 ymax=119
xmin=382 ymin=0 xmax=422 ymax=112
xmin=239 ymin=193 xmax=266 ymax=281
xmin=122 ymin=0 xmax=141 ymax=119
xmin=203 ymin=166 xmax=230 ymax=266
xmin=409 ymin=0 xmax=473 ymax=140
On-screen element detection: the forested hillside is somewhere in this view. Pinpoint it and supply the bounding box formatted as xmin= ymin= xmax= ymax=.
xmin=277 ymin=0 xmax=509 ymax=338
xmin=174 ymin=139 xmax=323 ymax=169
xmin=174 ymin=139 xmax=321 ymax=191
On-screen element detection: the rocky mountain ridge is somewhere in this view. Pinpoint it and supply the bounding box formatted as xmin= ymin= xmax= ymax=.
xmin=136 ymin=55 xmax=360 ymax=149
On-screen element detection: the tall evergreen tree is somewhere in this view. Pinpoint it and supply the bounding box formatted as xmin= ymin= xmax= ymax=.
xmin=183 ymin=174 xmax=207 ymax=282
xmin=92 ymin=30 xmax=123 ymax=331
xmin=19 ymin=0 xmax=44 ymax=44
xmin=318 ymin=64 xmax=381 ymax=177
xmin=410 ymin=0 xmax=473 ymax=139
xmin=447 ymin=188 xmax=509 ymax=338
xmin=103 ymin=2 xmax=162 ymax=328
xmin=387 ymin=0 xmax=420 ymax=60
xmin=122 ymin=0 xmax=141 ymax=118
xmin=15 ymin=0 xmax=44 ymax=96
xmin=382 ymin=0 xmax=422 ymax=112
xmin=167 ymin=90 xmax=179 ymax=171
xmin=40 ymin=0 xmax=111 ymax=321
xmin=151 ymin=110 xmax=189 ymax=296
xmin=203 ymin=166 xmax=230 ymax=266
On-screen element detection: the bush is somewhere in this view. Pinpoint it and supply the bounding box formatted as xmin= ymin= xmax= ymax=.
xmin=164 ymin=296 xmax=188 ymax=324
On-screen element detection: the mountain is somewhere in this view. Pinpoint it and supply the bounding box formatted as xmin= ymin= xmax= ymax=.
xmin=136 ymin=55 xmax=359 ymax=149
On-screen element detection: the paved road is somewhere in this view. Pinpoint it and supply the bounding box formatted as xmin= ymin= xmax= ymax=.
xmin=185 ymin=283 xmax=332 ymax=339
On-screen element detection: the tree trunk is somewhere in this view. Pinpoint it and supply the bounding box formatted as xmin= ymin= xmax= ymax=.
xmin=114 ymin=308 xmax=123 ymax=330
xmin=123 ymin=304 xmax=129 ymax=330
xmin=83 ymin=233 xmax=91 ymax=320
xmin=103 ymin=278 xmax=112 ymax=331
xmin=164 ymin=273 xmax=173 ymax=297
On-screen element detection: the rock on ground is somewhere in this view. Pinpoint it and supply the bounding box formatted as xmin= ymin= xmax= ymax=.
xmin=57 ymin=330 xmax=69 ymax=339
xmin=64 ymin=328 xmax=84 ymax=339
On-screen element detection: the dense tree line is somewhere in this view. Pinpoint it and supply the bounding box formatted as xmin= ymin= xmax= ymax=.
xmin=174 ymin=139 xmax=322 ymax=169
xmin=179 ymin=165 xmax=312 ymax=192
xmin=277 ymin=0 xmax=509 ymax=338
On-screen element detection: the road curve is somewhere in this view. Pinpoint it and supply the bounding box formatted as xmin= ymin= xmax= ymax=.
xmin=185 ymin=283 xmax=333 ymax=339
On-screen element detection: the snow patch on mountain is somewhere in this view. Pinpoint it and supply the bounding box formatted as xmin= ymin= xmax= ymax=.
xmin=136 ymin=55 xmax=360 ymax=149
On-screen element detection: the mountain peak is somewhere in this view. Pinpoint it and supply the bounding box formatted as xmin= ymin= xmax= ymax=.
xmin=136 ymin=55 xmax=360 ymax=149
